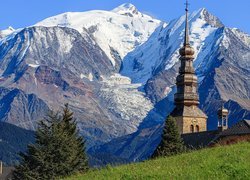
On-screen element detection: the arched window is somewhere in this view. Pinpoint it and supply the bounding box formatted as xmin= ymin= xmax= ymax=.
xmin=196 ymin=125 xmax=200 ymax=132
xmin=190 ymin=125 xmax=194 ymax=133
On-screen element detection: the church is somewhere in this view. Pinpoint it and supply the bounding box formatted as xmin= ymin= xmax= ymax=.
xmin=171 ymin=2 xmax=250 ymax=148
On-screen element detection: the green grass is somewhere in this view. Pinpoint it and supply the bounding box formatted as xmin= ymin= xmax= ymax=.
xmin=65 ymin=142 xmax=250 ymax=180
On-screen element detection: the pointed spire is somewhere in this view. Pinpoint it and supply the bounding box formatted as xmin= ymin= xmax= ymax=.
xmin=184 ymin=0 xmax=190 ymax=46
xmin=179 ymin=0 xmax=194 ymax=57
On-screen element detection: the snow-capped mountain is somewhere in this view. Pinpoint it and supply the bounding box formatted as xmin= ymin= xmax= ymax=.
xmin=0 ymin=26 xmax=15 ymax=39
xmin=90 ymin=8 xmax=250 ymax=165
xmin=0 ymin=4 xmax=249 ymax=166
xmin=121 ymin=8 xmax=223 ymax=84
xmin=0 ymin=25 xmax=155 ymax=147
xmin=35 ymin=3 xmax=161 ymax=69
xmin=0 ymin=4 xmax=159 ymax=159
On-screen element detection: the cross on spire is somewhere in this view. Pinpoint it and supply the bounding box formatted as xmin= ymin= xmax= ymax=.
xmin=185 ymin=0 xmax=190 ymax=12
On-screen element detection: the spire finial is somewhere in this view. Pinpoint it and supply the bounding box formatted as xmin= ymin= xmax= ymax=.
xmin=184 ymin=0 xmax=190 ymax=46
xmin=185 ymin=0 xmax=189 ymax=12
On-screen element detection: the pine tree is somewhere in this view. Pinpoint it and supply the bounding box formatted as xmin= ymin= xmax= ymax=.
xmin=152 ymin=116 xmax=185 ymax=158
xmin=13 ymin=104 xmax=88 ymax=179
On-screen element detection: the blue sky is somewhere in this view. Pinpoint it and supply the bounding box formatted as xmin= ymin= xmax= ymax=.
xmin=1 ymin=0 xmax=250 ymax=34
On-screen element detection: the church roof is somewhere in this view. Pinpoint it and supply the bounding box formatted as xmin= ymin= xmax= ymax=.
xmin=182 ymin=130 xmax=218 ymax=148
xmin=219 ymin=120 xmax=250 ymax=136
xmin=182 ymin=120 xmax=250 ymax=148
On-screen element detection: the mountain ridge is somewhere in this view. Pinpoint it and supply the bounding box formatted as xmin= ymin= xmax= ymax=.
xmin=35 ymin=4 xmax=161 ymax=68
xmin=0 ymin=4 xmax=249 ymax=166
xmin=89 ymin=6 xmax=250 ymax=164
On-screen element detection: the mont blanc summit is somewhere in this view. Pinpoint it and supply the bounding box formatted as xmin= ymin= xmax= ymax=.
xmin=36 ymin=3 xmax=161 ymax=68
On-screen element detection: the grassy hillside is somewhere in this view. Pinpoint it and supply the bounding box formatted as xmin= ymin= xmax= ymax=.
xmin=65 ymin=142 xmax=250 ymax=179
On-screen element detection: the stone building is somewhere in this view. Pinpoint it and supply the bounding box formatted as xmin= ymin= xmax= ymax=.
xmin=182 ymin=107 xmax=250 ymax=148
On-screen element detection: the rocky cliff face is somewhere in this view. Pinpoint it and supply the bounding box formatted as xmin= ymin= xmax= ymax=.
xmin=0 ymin=87 xmax=49 ymax=129
xmin=0 ymin=4 xmax=249 ymax=166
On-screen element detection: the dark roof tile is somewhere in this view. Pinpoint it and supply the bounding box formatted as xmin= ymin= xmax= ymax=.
xmin=219 ymin=120 xmax=250 ymax=136
xmin=181 ymin=130 xmax=219 ymax=148
xmin=182 ymin=120 xmax=250 ymax=148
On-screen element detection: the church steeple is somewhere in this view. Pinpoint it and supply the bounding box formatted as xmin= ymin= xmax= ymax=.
xmin=171 ymin=0 xmax=207 ymax=134
xmin=175 ymin=0 xmax=197 ymax=106
xmin=184 ymin=0 xmax=190 ymax=46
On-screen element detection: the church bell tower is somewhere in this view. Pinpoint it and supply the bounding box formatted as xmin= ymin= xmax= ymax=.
xmin=217 ymin=106 xmax=229 ymax=132
xmin=171 ymin=1 xmax=207 ymax=134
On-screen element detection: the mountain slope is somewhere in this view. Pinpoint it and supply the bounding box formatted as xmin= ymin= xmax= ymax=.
xmin=0 ymin=87 xmax=49 ymax=129
xmin=0 ymin=24 xmax=155 ymax=151
xmin=0 ymin=121 xmax=34 ymax=165
xmin=121 ymin=8 xmax=223 ymax=84
xmin=92 ymin=8 xmax=250 ymax=164
xmin=120 ymin=8 xmax=249 ymax=126
xmin=0 ymin=26 xmax=114 ymax=80
xmin=36 ymin=3 xmax=161 ymax=69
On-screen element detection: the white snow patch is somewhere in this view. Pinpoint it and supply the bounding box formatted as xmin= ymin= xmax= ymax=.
xmin=80 ymin=73 xmax=85 ymax=79
xmin=35 ymin=5 xmax=161 ymax=66
xmin=221 ymin=34 xmax=230 ymax=49
xmin=0 ymin=26 xmax=15 ymax=38
xmin=33 ymin=72 xmax=37 ymax=86
xmin=88 ymin=73 xmax=93 ymax=81
xmin=190 ymin=17 xmax=217 ymax=58
xmin=164 ymin=86 xmax=172 ymax=96
xmin=103 ymin=73 xmax=132 ymax=85
xmin=80 ymin=73 xmax=93 ymax=81
xmin=0 ymin=28 xmax=22 ymax=46
xmin=28 ymin=64 xmax=40 ymax=68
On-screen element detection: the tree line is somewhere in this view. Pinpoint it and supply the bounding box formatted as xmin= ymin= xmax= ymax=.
xmin=12 ymin=105 xmax=184 ymax=179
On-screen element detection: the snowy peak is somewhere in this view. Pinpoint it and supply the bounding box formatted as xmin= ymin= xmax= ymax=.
xmin=6 ymin=26 xmax=15 ymax=31
xmin=121 ymin=8 xmax=226 ymax=84
xmin=112 ymin=3 xmax=141 ymax=17
xmin=113 ymin=3 xmax=137 ymax=11
xmin=231 ymin=28 xmax=250 ymax=47
xmin=35 ymin=4 xmax=161 ymax=68
xmin=0 ymin=26 xmax=15 ymax=38
xmin=196 ymin=8 xmax=224 ymax=28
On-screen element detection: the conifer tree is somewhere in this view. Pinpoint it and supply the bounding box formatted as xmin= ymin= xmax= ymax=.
xmin=152 ymin=116 xmax=185 ymax=158
xmin=13 ymin=104 xmax=88 ymax=179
